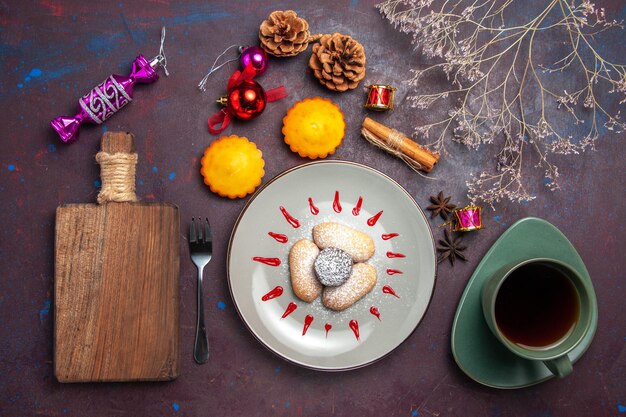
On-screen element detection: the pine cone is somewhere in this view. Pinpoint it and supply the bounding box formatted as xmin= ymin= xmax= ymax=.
xmin=309 ymin=33 xmax=366 ymax=92
xmin=259 ymin=10 xmax=312 ymax=57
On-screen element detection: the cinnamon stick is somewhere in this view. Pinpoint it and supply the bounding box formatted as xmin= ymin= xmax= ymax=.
xmin=362 ymin=117 xmax=439 ymax=172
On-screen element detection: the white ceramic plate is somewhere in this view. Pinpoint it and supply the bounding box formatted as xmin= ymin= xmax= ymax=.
xmin=227 ymin=161 xmax=437 ymax=370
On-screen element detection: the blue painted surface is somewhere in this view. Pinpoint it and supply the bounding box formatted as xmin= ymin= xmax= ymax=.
xmin=39 ymin=299 xmax=51 ymax=322
xmin=45 ymin=65 xmax=87 ymax=81
xmin=172 ymin=403 xmax=180 ymax=412
xmin=217 ymin=301 xmax=226 ymax=310
xmin=168 ymin=11 xmax=230 ymax=26
xmin=168 ymin=171 xmax=176 ymax=180
xmin=16 ymin=67 xmax=53 ymax=89
xmin=86 ymin=33 xmax=125 ymax=54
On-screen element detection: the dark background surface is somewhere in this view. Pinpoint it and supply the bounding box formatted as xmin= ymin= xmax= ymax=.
xmin=1 ymin=0 xmax=624 ymax=416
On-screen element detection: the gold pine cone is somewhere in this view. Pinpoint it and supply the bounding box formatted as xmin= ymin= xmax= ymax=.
xmin=309 ymin=33 xmax=366 ymax=92
xmin=259 ymin=10 xmax=312 ymax=57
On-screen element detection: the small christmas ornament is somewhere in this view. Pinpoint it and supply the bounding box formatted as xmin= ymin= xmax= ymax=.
xmin=452 ymin=206 xmax=483 ymax=232
xmin=259 ymin=10 xmax=320 ymax=57
xmin=239 ymin=46 xmax=269 ymax=75
xmin=365 ymin=84 xmax=396 ymax=111
xmin=197 ymin=45 xmax=269 ymax=91
xmin=208 ymin=67 xmax=287 ymax=135
xmin=309 ymin=33 xmax=366 ymax=92
xmin=220 ymin=79 xmax=267 ymax=120
xmin=200 ymin=135 xmax=265 ymax=199
xmin=50 ymin=27 xmax=169 ymax=144
xmin=282 ymin=97 xmax=345 ymax=159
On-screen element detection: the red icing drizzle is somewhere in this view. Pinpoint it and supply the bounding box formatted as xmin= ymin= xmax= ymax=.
xmin=333 ymin=191 xmax=342 ymax=213
xmin=325 ymin=323 xmax=332 ymax=338
xmin=367 ymin=210 xmax=383 ymax=226
xmin=381 ymin=233 xmax=399 ymax=240
xmin=352 ymin=196 xmax=363 ymax=216
xmin=268 ymin=232 xmax=288 ymax=243
xmin=302 ymin=315 xmax=314 ymax=335
xmin=252 ymin=257 xmax=281 ymax=266
xmin=261 ymin=286 xmax=284 ymax=301
xmin=387 ymin=269 xmax=403 ymax=275
xmin=308 ymin=197 xmax=319 ymax=215
xmin=383 ymin=285 xmax=400 ymax=298
xmin=349 ymin=320 xmax=360 ymax=341
xmin=370 ymin=306 xmax=381 ymax=320
xmin=281 ymin=302 xmax=298 ymax=319
xmin=279 ymin=206 xmax=300 ymax=228
xmin=386 ymin=251 xmax=406 ymax=258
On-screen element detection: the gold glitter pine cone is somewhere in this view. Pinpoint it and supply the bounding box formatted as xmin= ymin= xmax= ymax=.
xmin=259 ymin=10 xmax=319 ymax=57
xmin=309 ymin=33 xmax=366 ymax=92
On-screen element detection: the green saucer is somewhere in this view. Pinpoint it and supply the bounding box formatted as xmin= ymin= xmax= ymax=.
xmin=451 ymin=217 xmax=598 ymax=389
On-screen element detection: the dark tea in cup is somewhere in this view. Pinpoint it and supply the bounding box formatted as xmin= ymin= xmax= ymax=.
xmin=482 ymin=258 xmax=594 ymax=378
xmin=494 ymin=263 xmax=580 ymax=349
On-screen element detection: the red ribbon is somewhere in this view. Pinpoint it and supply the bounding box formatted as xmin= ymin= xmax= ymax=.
xmin=208 ymin=109 xmax=232 ymax=135
xmin=208 ymin=67 xmax=287 ymax=135
xmin=266 ymin=86 xmax=288 ymax=102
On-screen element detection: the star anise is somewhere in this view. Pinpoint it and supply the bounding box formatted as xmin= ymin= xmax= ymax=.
xmin=436 ymin=229 xmax=467 ymax=266
xmin=427 ymin=191 xmax=456 ymax=220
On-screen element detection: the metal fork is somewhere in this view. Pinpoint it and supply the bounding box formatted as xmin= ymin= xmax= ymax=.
xmin=189 ymin=217 xmax=212 ymax=364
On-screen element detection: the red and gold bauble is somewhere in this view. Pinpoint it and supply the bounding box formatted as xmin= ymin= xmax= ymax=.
xmin=220 ymin=79 xmax=267 ymax=120
xmin=208 ymin=67 xmax=287 ymax=135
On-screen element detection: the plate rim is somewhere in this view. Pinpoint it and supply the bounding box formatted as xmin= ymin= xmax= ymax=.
xmin=226 ymin=160 xmax=438 ymax=371
xmin=450 ymin=216 xmax=598 ymax=388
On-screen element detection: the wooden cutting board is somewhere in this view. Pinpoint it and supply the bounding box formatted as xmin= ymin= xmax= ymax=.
xmin=54 ymin=132 xmax=180 ymax=382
